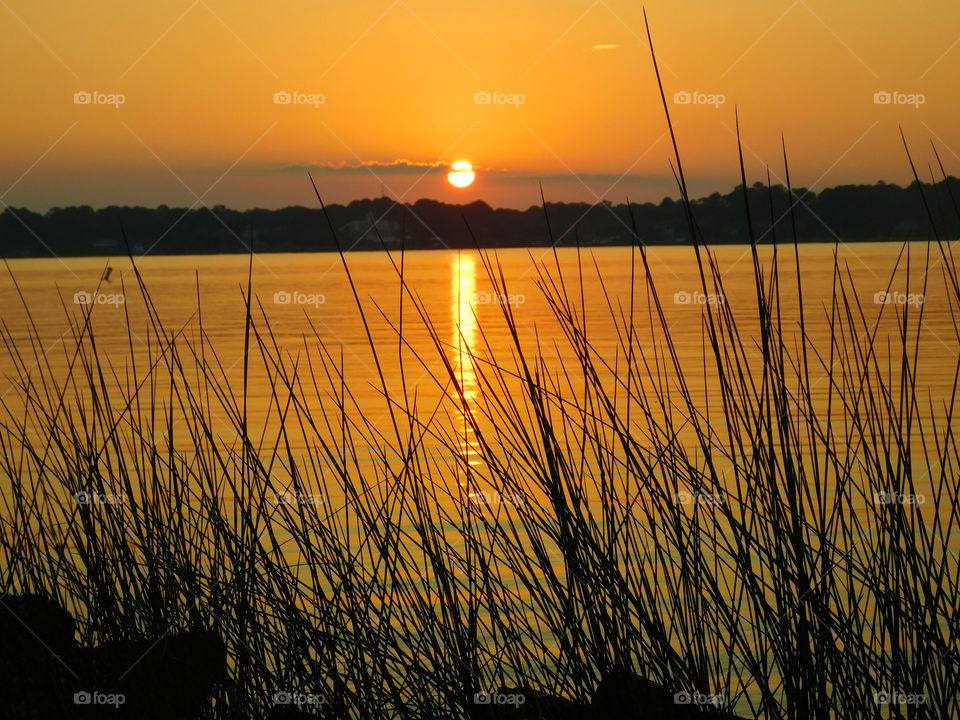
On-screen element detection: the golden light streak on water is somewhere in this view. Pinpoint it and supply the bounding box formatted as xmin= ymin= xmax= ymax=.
xmin=452 ymin=253 xmax=482 ymax=479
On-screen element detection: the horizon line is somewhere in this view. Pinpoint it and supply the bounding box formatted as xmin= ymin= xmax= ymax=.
xmin=4 ymin=175 xmax=954 ymax=215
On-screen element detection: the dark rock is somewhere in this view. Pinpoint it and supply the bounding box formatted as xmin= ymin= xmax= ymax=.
xmin=592 ymin=670 xmax=678 ymax=719
xmin=0 ymin=593 xmax=226 ymax=720
xmin=494 ymin=686 xmax=589 ymax=720
xmin=592 ymin=669 xmax=744 ymax=719
xmin=0 ymin=593 xmax=79 ymax=719
xmin=265 ymin=706 xmax=320 ymax=719
xmin=467 ymin=686 xmax=592 ymax=720
xmin=71 ymin=628 xmax=227 ymax=719
xmin=0 ymin=593 xmax=77 ymax=655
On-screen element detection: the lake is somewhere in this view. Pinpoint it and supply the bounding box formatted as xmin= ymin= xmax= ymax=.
xmin=2 ymin=243 xmax=954 ymax=472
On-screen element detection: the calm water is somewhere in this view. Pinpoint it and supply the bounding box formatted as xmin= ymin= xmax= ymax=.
xmin=2 ymin=241 xmax=955 ymax=513
xmin=2 ymin=242 xmax=955 ymax=431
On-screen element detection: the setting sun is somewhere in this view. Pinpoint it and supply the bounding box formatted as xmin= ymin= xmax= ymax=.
xmin=447 ymin=161 xmax=476 ymax=189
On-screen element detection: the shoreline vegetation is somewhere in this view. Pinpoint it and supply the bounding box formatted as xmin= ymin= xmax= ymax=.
xmin=3 ymin=176 xmax=959 ymax=258
xmin=3 ymin=19 xmax=960 ymax=720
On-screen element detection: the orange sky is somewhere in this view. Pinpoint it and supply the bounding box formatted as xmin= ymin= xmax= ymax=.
xmin=1 ymin=0 xmax=958 ymax=210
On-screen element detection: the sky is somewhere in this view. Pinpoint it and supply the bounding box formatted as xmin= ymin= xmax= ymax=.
xmin=1 ymin=0 xmax=958 ymax=211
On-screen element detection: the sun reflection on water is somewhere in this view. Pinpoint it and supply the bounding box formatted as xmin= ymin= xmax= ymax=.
xmin=452 ymin=254 xmax=482 ymax=475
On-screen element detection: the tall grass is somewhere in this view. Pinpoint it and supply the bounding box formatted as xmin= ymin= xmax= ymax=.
xmin=2 ymin=30 xmax=960 ymax=720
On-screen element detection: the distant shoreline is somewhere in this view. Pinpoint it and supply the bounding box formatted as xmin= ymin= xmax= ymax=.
xmin=1 ymin=237 xmax=946 ymax=262
xmin=2 ymin=177 xmax=957 ymax=258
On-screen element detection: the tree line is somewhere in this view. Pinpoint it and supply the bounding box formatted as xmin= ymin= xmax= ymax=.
xmin=2 ymin=178 xmax=958 ymax=258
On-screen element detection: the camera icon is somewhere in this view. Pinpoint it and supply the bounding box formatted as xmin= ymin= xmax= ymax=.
xmin=274 ymin=91 xmax=292 ymax=105
xmin=474 ymin=91 xmax=492 ymax=105
xmin=73 ymin=91 xmax=92 ymax=105
xmin=473 ymin=691 xmax=492 ymax=704
xmin=673 ymin=290 xmax=691 ymax=305
xmin=874 ymin=291 xmax=890 ymax=304
xmin=470 ymin=491 xmax=492 ymax=506
xmin=673 ymin=91 xmax=692 ymax=105
xmin=273 ymin=691 xmax=292 ymax=705
xmin=74 ymin=691 xmax=92 ymax=705
xmin=874 ymin=91 xmax=892 ymax=105
xmin=274 ymin=290 xmax=291 ymax=304
xmin=873 ymin=691 xmax=891 ymax=705
xmin=674 ymin=692 xmax=692 ymax=704
xmin=74 ymin=290 xmax=93 ymax=305
xmin=73 ymin=491 xmax=91 ymax=505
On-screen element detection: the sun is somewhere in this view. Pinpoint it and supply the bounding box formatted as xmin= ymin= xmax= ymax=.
xmin=447 ymin=161 xmax=476 ymax=188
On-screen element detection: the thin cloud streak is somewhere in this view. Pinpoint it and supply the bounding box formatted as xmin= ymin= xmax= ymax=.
xmin=262 ymin=161 xmax=669 ymax=186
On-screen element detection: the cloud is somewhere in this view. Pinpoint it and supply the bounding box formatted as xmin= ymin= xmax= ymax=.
xmin=278 ymin=159 xmax=447 ymax=174
xmin=264 ymin=161 xmax=670 ymax=186
xmin=503 ymin=172 xmax=665 ymax=184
